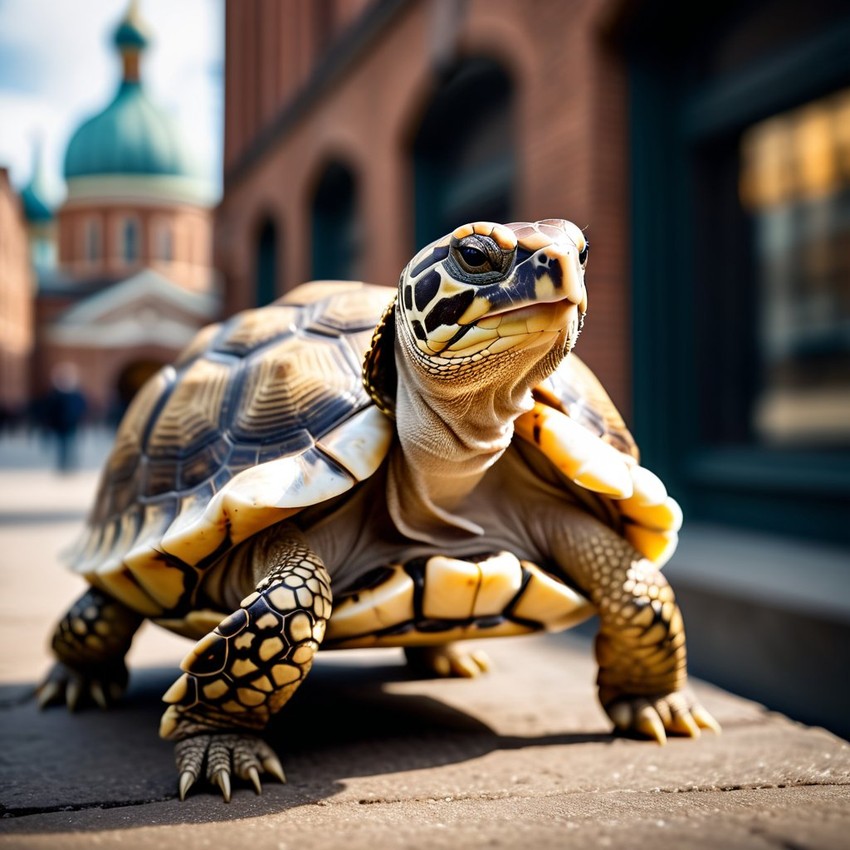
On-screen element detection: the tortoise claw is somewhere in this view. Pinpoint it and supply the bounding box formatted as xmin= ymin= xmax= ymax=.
xmin=89 ymin=680 xmax=109 ymax=710
xmin=404 ymin=644 xmax=493 ymax=679
xmin=691 ymin=704 xmax=722 ymax=735
xmin=608 ymin=700 xmax=667 ymax=744
xmin=636 ymin=707 xmax=668 ymax=745
xmin=604 ymin=690 xmax=719 ymax=744
xmin=247 ymin=765 xmax=262 ymax=795
xmin=173 ymin=733 xmax=284 ymax=801
xmin=178 ymin=770 xmax=197 ymax=802
xmin=66 ymin=678 xmax=83 ymax=713
xmin=212 ymin=769 xmax=232 ymax=804
xmin=36 ymin=680 xmax=62 ymax=709
xmin=262 ymin=753 xmax=287 ymax=784
xmin=36 ymin=661 xmax=128 ymax=712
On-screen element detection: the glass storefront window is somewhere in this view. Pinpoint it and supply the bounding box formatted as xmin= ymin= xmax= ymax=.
xmin=739 ymin=88 xmax=850 ymax=447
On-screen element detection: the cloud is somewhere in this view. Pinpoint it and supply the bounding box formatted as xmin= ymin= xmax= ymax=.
xmin=0 ymin=0 xmax=223 ymax=203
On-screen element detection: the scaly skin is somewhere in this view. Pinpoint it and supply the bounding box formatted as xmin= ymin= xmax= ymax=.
xmin=38 ymin=587 xmax=143 ymax=710
xmin=158 ymin=525 xmax=332 ymax=801
xmin=548 ymin=510 xmax=719 ymax=742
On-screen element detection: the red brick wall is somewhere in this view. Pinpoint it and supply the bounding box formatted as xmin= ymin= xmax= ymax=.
xmin=217 ymin=0 xmax=631 ymax=412
xmin=0 ymin=169 xmax=34 ymax=416
xmin=57 ymin=202 xmax=213 ymax=294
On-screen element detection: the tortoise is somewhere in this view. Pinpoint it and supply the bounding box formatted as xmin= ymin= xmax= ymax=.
xmin=39 ymin=218 xmax=719 ymax=802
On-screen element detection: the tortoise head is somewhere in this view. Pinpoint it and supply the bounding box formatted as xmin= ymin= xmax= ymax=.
xmin=365 ymin=219 xmax=588 ymax=414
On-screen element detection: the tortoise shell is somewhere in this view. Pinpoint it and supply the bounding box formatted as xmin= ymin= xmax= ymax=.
xmin=69 ymin=282 xmax=395 ymax=618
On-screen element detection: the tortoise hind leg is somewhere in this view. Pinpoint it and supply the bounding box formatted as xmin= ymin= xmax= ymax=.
xmin=404 ymin=644 xmax=492 ymax=678
xmin=159 ymin=524 xmax=332 ymax=802
xmin=38 ymin=587 xmax=143 ymax=710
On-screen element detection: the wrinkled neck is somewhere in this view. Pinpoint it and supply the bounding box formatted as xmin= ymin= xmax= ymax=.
xmin=385 ymin=337 xmax=535 ymax=545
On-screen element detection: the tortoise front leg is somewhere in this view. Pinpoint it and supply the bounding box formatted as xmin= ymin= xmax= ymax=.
xmin=159 ymin=525 xmax=332 ymax=802
xmin=550 ymin=509 xmax=720 ymax=742
xmin=38 ymin=586 xmax=143 ymax=710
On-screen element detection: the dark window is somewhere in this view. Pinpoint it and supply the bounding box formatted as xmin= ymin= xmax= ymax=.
xmin=85 ymin=218 xmax=101 ymax=262
xmin=628 ymin=1 xmax=850 ymax=543
xmin=255 ymin=217 xmax=279 ymax=305
xmin=157 ymin=223 xmax=173 ymax=262
xmin=122 ymin=218 xmax=139 ymax=263
xmin=412 ymin=57 xmax=515 ymax=250
xmin=739 ymin=91 xmax=850 ymax=448
xmin=311 ymin=161 xmax=361 ymax=280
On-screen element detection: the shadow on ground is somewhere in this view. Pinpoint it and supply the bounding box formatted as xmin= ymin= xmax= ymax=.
xmin=0 ymin=653 xmax=613 ymax=830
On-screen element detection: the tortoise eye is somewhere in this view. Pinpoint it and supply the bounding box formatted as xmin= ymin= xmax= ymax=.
xmin=459 ymin=246 xmax=489 ymax=269
xmin=578 ymin=242 xmax=589 ymax=265
xmin=448 ymin=234 xmax=512 ymax=281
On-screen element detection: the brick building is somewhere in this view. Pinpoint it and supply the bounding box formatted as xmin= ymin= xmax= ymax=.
xmin=215 ymin=0 xmax=850 ymax=735
xmin=0 ymin=168 xmax=34 ymax=423
xmin=30 ymin=1 xmax=219 ymax=419
xmin=215 ymin=0 xmax=629 ymax=408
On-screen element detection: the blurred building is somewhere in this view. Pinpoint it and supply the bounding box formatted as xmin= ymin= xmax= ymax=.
xmin=0 ymin=168 xmax=34 ymax=424
xmin=29 ymin=1 xmax=219 ymax=420
xmin=215 ymin=0 xmax=630 ymax=408
xmin=20 ymin=142 xmax=57 ymax=276
xmin=216 ymin=0 xmax=850 ymax=735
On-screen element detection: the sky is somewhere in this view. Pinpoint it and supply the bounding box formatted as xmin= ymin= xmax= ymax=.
xmin=0 ymin=0 xmax=224 ymax=205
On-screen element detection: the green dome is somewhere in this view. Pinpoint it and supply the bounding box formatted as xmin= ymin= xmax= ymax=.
xmin=21 ymin=181 xmax=53 ymax=223
xmin=63 ymin=81 xmax=194 ymax=180
xmin=21 ymin=145 xmax=53 ymax=222
xmin=63 ymin=3 xmax=195 ymax=182
xmin=113 ymin=13 xmax=149 ymax=50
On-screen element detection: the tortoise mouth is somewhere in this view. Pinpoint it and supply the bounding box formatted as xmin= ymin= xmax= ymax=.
xmin=482 ymin=298 xmax=567 ymax=323
xmin=434 ymin=299 xmax=577 ymax=359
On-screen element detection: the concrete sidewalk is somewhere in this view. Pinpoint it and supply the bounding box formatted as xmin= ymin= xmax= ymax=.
xmin=1 ymin=467 xmax=848 ymax=849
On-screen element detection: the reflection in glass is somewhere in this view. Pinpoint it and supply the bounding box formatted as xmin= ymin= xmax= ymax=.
xmin=740 ymin=88 xmax=850 ymax=446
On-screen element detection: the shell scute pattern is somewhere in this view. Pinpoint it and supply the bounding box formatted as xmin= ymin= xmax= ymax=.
xmin=303 ymin=286 xmax=393 ymax=335
xmin=229 ymin=334 xmax=361 ymax=448
xmin=539 ymin=356 xmax=639 ymax=462
xmin=144 ymin=357 xmax=231 ymax=467
xmin=215 ymin=305 xmax=299 ymax=358
xmin=71 ymin=283 xmax=396 ymax=615
xmin=92 ymin=367 xmax=177 ymax=525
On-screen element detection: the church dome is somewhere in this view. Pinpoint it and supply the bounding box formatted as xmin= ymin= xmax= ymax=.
xmin=64 ymin=83 xmax=194 ymax=179
xmin=21 ymin=141 xmax=53 ymax=222
xmin=63 ymin=1 xmax=195 ymax=182
xmin=21 ymin=178 xmax=53 ymax=222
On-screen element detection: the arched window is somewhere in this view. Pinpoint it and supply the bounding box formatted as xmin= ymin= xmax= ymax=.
xmin=122 ymin=217 xmax=140 ymax=263
xmin=156 ymin=222 xmax=173 ymax=262
xmin=84 ymin=217 xmax=101 ymax=263
xmin=311 ymin=161 xmax=361 ymax=280
xmin=255 ymin=217 xmax=279 ymax=305
xmin=412 ymin=57 xmax=515 ymax=249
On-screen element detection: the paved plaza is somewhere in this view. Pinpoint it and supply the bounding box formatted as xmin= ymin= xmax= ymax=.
xmin=0 ymin=433 xmax=848 ymax=849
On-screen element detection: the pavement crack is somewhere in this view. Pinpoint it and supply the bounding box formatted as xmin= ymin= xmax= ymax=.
xmin=655 ymin=780 xmax=850 ymax=794
xmin=349 ymin=780 xmax=850 ymax=809
xmin=1 ymin=796 xmax=174 ymax=819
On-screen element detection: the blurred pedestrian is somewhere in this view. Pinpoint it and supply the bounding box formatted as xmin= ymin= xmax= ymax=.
xmin=43 ymin=362 xmax=88 ymax=473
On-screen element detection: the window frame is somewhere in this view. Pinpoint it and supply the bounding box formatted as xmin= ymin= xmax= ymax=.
xmin=83 ymin=215 xmax=102 ymax=265
xmin=118 ymin=215 xmax=141 ymax=265
xmin=154 ymin=219 xmax=173 ymax=262
xmin=254 ymin=215 xmax=279 ymax=306
xmin=629 ymin=17 xmax=850 ymax=544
